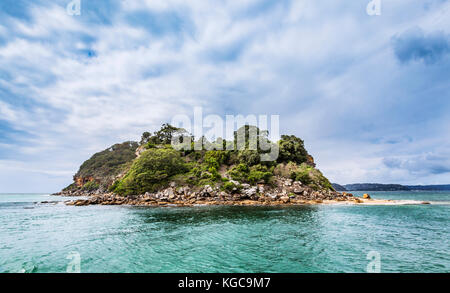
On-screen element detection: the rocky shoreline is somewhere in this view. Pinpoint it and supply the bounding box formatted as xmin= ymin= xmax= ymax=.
xmin=54 ymin=177 xmax=373 ymax=207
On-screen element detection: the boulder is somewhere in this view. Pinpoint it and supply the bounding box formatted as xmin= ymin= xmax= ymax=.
xmin=205 ymin=185 xmax=213 ymax=194
xmin=244 ymin=187 xmax=257 ymax=197
xmin=280 ymin=196 xmax=290 ymax=203
xmin=200 ymin=185 xmax=214 ymax=197
xmin=293 ymin=187 xmax=305 ymax=194
xmin=258 ymin=185 xmax=265 ymax=193
xmin=268 ymin=194 xmax=278 ymax=200
xmin=230 ymin=180 xmax=240 ymax=186
xmin=164 ymin=188 xmax=175 ymax=199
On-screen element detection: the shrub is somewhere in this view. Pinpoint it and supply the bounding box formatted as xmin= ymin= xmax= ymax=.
xmin=113 ymin=148 xmax=187 ymax=195
xmin=228 ymin=163 xmax=250 ymax=182
xmin=223 ymin=181 xmax=236 ymax=192
xmin=205 ymin=156 xmax=219 ymax=169
xmin=236 ymin=163 xmax=249 ymax=172
xmin=277 ymin=135 xmax=309 ymax=164
xmin=109 ymin=180 xmax=119 ymax=192
xmin=247 ymin=171 xmax=272 ymax=185
xmin=208 ymin=167 xmax=221 ymax=181
xmin=227 ymin=163 xmax=272 ymax=184
xmin=237 ymin=150 xmax=260 ymax=166
xmin=247 ymin=164 xmax=273 ymax=184
xmin=191 ymin=167 xmax=202 ymax=178
xmin=294 ymin=171 xmax=312 ymax=185
xmin=204 ymin=150 xmax=230 ymax=167
xmin=82 ymin=180 xmax=100 ymax=191
xmin=289 ymin=163 xmax=333 ymax=191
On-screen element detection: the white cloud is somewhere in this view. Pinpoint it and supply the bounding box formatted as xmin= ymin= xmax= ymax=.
xmin=0 ymin=0 xmax=449 ymax=191
xmin=13 ymin=4 xmax=86 ymax=37
xmin=0 ymin=101 xmax=20 ymax=122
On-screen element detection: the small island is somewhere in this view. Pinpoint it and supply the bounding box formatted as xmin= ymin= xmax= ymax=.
xmin=55 ymin=124 xmax=401 ymax=207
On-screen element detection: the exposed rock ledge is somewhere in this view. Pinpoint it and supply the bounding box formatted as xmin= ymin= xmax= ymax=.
xmin=53 ymin=177 xmax=373 ymax=207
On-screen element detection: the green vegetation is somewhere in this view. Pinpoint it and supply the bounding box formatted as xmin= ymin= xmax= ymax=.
xmin=277 ymin=135 xmax=309 ymax=164
xmin=141 ymin=123 xmax=190 ymax=145
xmin=82 ymin=181 xmax=100 ymax=191
xmin=112 ymin=148 xmax=187 ymax=195
xmin=75 ymin=141 xmax=138 ymax=187
xmin=69 ymin=123 xmax=334 ymax=195
xmin=227 ymin=163 xmax=273 ymax=184
xmin=274 ymin=162 xmax=333 ymax=191
xmin=223 ymin=181 xmax=241 ymax=193
xmin=247 ymin=165 xmax=273 ymax=185
xmin=204 ymin=150 xmax=231 ymax=168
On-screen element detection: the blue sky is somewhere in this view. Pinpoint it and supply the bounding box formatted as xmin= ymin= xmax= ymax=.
xmin=0 ymin=0 xmax=449 ymax=192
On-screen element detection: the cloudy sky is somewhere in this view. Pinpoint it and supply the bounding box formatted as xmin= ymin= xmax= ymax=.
xmin=0 ymin=0 xmax=449 ymax=192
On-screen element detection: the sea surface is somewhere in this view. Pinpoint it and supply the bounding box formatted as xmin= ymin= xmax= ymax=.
xmin=0 ymin=191 xmax=449 ymax=273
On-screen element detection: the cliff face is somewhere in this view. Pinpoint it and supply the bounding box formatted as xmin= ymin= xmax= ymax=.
xmin=74 ymin=176 xmax=97 ymax=187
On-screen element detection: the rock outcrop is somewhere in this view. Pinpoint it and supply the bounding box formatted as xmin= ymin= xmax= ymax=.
xmin=62 ymin=176 xmax=355 ymax=207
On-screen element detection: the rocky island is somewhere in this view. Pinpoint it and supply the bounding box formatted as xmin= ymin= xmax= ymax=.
xmin=54 ymin=124 xmax=387 ymax=207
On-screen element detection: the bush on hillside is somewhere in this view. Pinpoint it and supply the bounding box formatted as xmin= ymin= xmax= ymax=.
xmin=75 ymin=141 xmax=138 ymax=185
xmin=277 ymin=135 xmax=309 ymax=165
xmin=112 ymin=148 xmax=187 ymax=195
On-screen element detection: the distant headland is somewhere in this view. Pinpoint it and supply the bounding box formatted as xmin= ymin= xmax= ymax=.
xmin=332 ymin=183 xmax=450 ymax=192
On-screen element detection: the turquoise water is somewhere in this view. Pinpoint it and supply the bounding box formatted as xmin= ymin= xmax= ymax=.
xmin=0 ymin=192 xmax=449 ymax=273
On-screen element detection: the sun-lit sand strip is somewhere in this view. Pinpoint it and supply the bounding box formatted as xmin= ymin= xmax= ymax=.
xmin=322 ymin=199 xmax=433 ymax=206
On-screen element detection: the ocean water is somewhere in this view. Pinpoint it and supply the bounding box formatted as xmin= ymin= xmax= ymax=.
xmin=0 ymin=191 xmax=448 ymax=273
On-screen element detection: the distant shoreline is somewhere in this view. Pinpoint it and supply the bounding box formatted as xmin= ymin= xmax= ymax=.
xmin=332 ymin=183 xmax=450 ymax=192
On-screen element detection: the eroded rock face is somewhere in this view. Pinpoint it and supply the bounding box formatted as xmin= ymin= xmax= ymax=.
xmin=306 ymin=155 xmax=316 ymax=167
xmin=74 ymin=176 xmax=96 ymax=187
